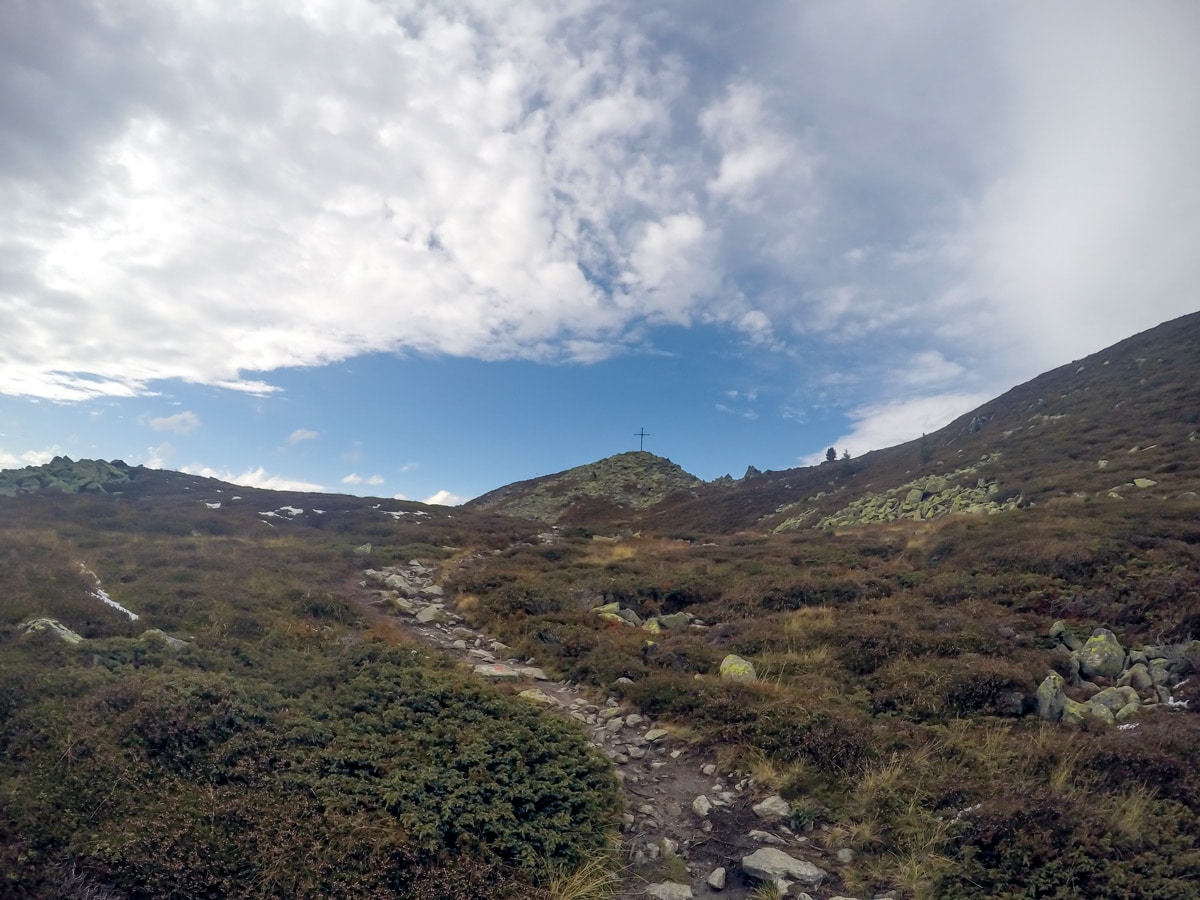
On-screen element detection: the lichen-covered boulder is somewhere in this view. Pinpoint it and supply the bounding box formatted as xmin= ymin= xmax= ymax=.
xmin=720 ymin=653 xmax=757 ymax=683
xmin=659 ymin=612 xmax=692 ymax=630
xmin=1036 ymin=672 xmax=1066 ymax=721
xmin=1076 ymin=628 xmax=1126 ymax=679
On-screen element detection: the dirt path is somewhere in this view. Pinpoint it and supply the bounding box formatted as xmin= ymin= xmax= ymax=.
xmin=351 ymin=557 xmax=861 ymax=900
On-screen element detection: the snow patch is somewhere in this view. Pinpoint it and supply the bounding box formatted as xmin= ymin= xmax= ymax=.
xmin=77 ymin=562 xmax=139 ymax=621
xmin=205 ymin=501 xmax=222 ymax=509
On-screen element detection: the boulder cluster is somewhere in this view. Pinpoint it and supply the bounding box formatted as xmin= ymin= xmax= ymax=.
xmin=1036 ymin=623 xmax=1193 ymax=726
xmin=591 ymin=601 xmax=699 ymax=635
xmin=0 ymin=456 xmax=132 ymax=496
xmin=814 ymin=465 xmax=1018 ymax=531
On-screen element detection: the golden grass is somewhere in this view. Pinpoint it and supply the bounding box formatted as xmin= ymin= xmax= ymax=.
xmin=544 ymin=852 xmax=622 ymax=900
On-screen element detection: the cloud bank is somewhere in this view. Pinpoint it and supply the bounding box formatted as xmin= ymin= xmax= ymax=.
xmin=2 ymin=1 xmax=1197 ymax=457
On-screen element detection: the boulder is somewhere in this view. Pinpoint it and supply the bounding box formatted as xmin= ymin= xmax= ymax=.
xmin=414 ymin=606 xmax=443 ymax=624
xmin=706 ymin=867 xmax=726 ymax=890
xmin=1061 ymin=698 xmax=1089 ymax=726
xmin=1076 ymin=628 xmax=1126 ymax=679
xmin=1119 ymin=663 xmax=1154 ymax=692
xmin=659 ymin=612 xmax=692 ymax=630
xmin=1049 ymin=620 xmax=1083 ymax=651
xmin=752 ymin=794 xmax=791 ymax=821
xmin=741 ymin=847 xmax=827 ymax=888
xmin=720 ymin=654 xmax=757 ymax=683
xmin=616 ymin=607 xmax=644 ymax=626
xmin=22 ymin=618 xmax=84 ymax=644
xmin=692 ymin=795 xmax=712 ymax=817
xmin=1036 ymin=673 xmax=1066 ymax=722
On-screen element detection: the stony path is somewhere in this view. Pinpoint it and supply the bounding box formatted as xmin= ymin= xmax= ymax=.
xmin=353 ymin=556 xmax=870 ymax=900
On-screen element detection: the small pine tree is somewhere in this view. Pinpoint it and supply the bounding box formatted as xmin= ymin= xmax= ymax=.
xmin=825 ymin=447 xmax=837 ymax=463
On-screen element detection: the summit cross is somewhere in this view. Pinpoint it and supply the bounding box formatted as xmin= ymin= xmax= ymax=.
xmin=634 ymin=428 xmax=650 ymax=451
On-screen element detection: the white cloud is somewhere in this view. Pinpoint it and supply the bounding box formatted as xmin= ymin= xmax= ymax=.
xmin=0 ymin=0 xmax=734 ymax=401
xmin=182 ymin=465 xmax=325 ymax=492
xmin=933 ymin=4 xmax=1200 ymax=374
xmin=700 ymin=80 xmax=807 ymax=207
xmin=341 ymin=473 xmax=383 ymax=486
xmin=802 ymin=392 xmax=991 ymax=465
xmin=392 ymin=492 xmax=409 ymax=501
xmin=0 ymin=0 xmax=1194 ymax=453
xmin=143 ymin=443 xmax=174 ymax=469
xmin=895 ymin=350 xmax=966 ymax=387
xmin=149 ymin=411 xmax=200 ymax=434
xmin=288 ymin=428 xmax=319 ymax=445
xmin=423 ymin=489 xmax=465 ymax=506
xmin=0 ymin=447 xmax=62 ymax=469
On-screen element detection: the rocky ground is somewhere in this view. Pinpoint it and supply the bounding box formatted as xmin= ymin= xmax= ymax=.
xmin=353 ymin=551 xmax=891 ymax=900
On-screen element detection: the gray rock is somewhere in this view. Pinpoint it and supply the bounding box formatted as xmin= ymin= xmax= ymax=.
xmin=644 ymin=882 xmax=692 ymax=900
xmin=707 ymin=867 xmax=726 ymax=890
xmin=616 ymin=607 xmax=644 ymax=626
xmin=1050 ymin=620 xmax=1083 ymax=652
xmin=692 ymin=795 xmax=712 ymax=817
xmin=22 ymin=617 xmax=84 ymax=644
xmin=1089 ymin=686 xmax=1132 ymax=714
xmin=1036 ymin=672 xmax=1066 ymax=722
xmin=473 ymin=663 xmax=521 ymax=679
xmin=741 ymin=847 xmax=827 ymax=888
xmin=1119 ymin=663 xmax=1154 ymax=692
xmin=1076 ymin=628 xmax=1126 ymax=679
xmin=659 ymin=612 xmax=692 ymax=630
xmin=141 ymin=628 xmax=188 ymax=650
xmin=749 ymin=829 xmax=784 ymax=845
xmin=415 ymin=606 xmax=443 ymax=624
xmin=836 ymin=848 xmax=855 ymax=863
xmin=753 ymin=794 xmax=791 ymax=821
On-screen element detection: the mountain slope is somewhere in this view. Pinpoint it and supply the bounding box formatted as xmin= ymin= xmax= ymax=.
xmin=639 ymin=310 xmax=1200 ymax=535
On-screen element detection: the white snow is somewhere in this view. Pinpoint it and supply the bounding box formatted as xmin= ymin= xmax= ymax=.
xmin=77 ymin=562 xmax=139 ymax=621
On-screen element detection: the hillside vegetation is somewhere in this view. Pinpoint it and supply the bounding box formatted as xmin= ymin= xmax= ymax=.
xmin=4 ymin=312 xmax=1200 ymax=898
xmin=0 ymin=489 xmax=617 ymax=899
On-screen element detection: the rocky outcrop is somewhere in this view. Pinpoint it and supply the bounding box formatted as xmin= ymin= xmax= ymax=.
xmin=789 ymin=456 xmax=1020 ymax=532
xmin=0 ymin=456 xmax=134 ymax=496
xmin=1036 ymin=622 xmax=1193 ymax=726
xmin=22 ymin=618 xmax=84 ymax=643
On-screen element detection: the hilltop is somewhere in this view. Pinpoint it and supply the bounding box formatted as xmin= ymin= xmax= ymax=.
xmin=464 ymin=450 xmax=703 ymax=523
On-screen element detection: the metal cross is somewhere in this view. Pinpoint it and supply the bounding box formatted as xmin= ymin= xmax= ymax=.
xmin=634 ymin=428 xmax=650 ymax=451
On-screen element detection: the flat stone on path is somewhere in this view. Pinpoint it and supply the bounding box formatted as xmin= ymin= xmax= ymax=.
xmin=473 ymin=663 xmax=521 ymax=679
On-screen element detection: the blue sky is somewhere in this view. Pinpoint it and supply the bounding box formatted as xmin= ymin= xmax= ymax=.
xmin=2 ymin=2 xmax=1198 ymax=503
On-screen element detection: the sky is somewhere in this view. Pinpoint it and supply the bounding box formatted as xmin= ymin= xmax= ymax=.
xmin=2 ymin=1 xmax=1198 ymax=504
